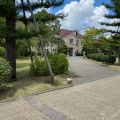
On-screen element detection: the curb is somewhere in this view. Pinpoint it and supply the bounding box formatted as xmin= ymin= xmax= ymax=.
xmin=0 ymin=84 xmax=74 ymax=104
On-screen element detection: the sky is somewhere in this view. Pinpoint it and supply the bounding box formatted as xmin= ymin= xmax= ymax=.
xmin=49 ymin=0 xmax=112 ymax=34
xmin=16 ymin=0 xmax=118 ymax=34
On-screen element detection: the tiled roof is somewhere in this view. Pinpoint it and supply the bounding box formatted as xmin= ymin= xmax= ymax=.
xmin=59 ymin=29 xmax=82 ymax=38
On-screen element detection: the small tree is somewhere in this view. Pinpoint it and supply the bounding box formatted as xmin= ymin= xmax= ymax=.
xmin=59 ymin=45 xmax=68 ymax=55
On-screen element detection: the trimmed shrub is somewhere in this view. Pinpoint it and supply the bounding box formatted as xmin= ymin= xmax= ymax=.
xmin=90 ymin=54 xmax=96 ymax=60
xmin=59 ymin=53 xmax=66 ymax=57
xmin=29 ymin=54 xmax=69 ymax=76
xmin=29 ymin=57 xmax=48 ymax=76
xmin=49 ymin=54 xmax=69 ymax=74
xmin=87 ymin=54 xmax=91 ymax=59
xmin=101 ymin=55 xmax=109 ymax=63
xmin=31 ymin=51 xmax=36 ymax=56
xmin=108 ymin=55 xmax=116 ymax=64
xmin=0 ymin=57 xmax=11 ymax=90
xmin=37 ymin=51 xmax=41 ymax=56
xmin=76 ymin=52 xmax=82 ymax=56
xmin=0 ymin=47 xmax=5 ymax=58
xmin=59 ymin=45 xmax=69 ymax=55
xmin=95 ymin=54 xmax=102 ymax=62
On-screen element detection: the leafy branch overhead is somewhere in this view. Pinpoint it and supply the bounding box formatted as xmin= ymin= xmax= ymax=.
xmin=0 ymin=0 xmax=65 ymax=80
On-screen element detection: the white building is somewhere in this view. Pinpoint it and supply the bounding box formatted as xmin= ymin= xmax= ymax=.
xmin=44 ymin=29 xmax=83 ymax=56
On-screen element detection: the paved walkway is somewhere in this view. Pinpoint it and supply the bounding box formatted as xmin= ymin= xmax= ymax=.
xmin=0 ymin=57 xmax=120 ymax=120
xmin=68 ymin=56 xmax=120 ymax=85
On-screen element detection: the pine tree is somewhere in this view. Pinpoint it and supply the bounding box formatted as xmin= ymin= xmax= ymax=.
xmin=100 ymin=0 xmax=120 ymax=65
xmin=0 ymin=0 xmax=64 ymax=80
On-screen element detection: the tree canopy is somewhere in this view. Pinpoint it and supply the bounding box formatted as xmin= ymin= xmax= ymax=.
xmin=100 ymin=0 xmax=120 ymax=34
xmin=0 ymin=0 xmax=65 ymax=80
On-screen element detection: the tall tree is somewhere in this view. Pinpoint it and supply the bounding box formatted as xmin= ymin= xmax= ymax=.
xmin=6 ymin=0 xmax=16 ymax=79
xmin=83 ymin=27 xmax=106 ymax=54
xmin=100 ymin=0 xmax=120 ymax=65
xmin=0 ymin=0 xmax=64 ymax=81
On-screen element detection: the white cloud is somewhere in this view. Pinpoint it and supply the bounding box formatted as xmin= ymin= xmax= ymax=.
xmin=56 ymin=0 xmax=118 ymax=34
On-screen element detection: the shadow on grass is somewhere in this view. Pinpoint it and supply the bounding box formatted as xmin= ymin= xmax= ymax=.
xmin=0 ymin=57 xmax=69 ymax=101
xmin=0 ymin=74 xmax=68 ymax=101
xmin=16 ymin=63 xmax=30 ymax=69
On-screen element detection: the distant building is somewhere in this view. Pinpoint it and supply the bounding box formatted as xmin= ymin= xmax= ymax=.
xmin=45 ymin=29 xmax=83 ymax=56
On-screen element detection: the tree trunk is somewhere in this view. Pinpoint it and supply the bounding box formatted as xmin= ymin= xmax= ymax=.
xmin=27 ymin=0 xmax=54 ymax=82
xmin=6 ymin=0 xmax=16 ymax=80
xmin=27 ymin=38 xmax=33 ymax=63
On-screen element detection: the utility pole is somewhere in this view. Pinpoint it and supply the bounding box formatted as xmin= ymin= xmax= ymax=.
xmin=27 ymin=0 xmax=54 ymax=82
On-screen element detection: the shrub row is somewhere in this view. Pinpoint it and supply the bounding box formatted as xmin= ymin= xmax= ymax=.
xmin=87 ymin=54 xmax=116 ymax=64
xmin=29 ymin=53 xmax=69 ymax=76
xmin=76 ymin=52 xmax=83 ymax=56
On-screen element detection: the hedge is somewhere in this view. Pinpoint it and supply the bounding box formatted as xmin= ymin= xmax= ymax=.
xmin=87 ymin=54 xmax=116 ymax=64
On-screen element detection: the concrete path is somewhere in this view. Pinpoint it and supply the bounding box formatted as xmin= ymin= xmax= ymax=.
xmin=0 ymin=57 xmax=120 ymax=120
xmin=68 ymin=56 xmax=120 ymax=85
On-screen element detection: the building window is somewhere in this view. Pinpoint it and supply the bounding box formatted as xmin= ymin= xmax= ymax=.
xmin=70 ymin=39 xmax=73 ymax=43
xmin=76 ymin=32 xmax=78 ymax=36
xmin=76 ymin=40 xmax=79 ymax=46
xmin=47 ymin=49 xmax=48 ymax=52
xmin=53 ymin=49 xmax=54 ymax=51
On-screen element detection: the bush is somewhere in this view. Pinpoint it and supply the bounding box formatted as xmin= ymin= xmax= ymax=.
xmin=37 ymin=51 xmax=41 ymax=56
xmin=90 ymin=54 xmax=96 ymax=60
xmin=0 ymin=47 xmax=5 ymax=58
xmin=49 ymin=54 xmax=69 ymax=74
xmin=59 ymin=45 xmax=68 ymax=55
xmin=101 ymin=55 xmax=109 ymax=63
xmin=31 ymin=51 xmax=36 ymax=56
xmin=29 ymin=54 xmax=69 ymax=76
xmin=108 ymin=55 xmax=116 ymax=64
xmin=59 ymin=53 xmax=66 ymax=57
xmin=18 ymin=47 xmax=29 ymax=57
xmin=0 ymin=57 xmax=11 ymax=90
xmin=29 ymin=57 xmax=48 ymax=76
xmin=95 ymin=54 xmax=102 ymax=62
xmin=87 ymin=54 xmax=91 ymax=59
xmin=76 ymin=52 xmax=82 ymax=56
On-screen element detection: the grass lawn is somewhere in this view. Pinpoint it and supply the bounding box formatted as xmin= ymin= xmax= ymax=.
xmin=0 ymin=57 xmax=70 ymax=101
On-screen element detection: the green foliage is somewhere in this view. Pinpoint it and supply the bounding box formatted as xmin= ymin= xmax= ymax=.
xmin=87 ymin=54 xmax=116 ymax=64
xmin=0 ymin=57 xmax=11 ymax=89
xmin=29 ymin=54 xmax=69 ymax=76
xmin=101 ymin=55 xmax=109 ymax=63
xmin=87 ymin=54 xmax=91 ymax=59
xmin=0 ymin=47 xmax=5 ymax=58
xmin=83 ymin=27 xmax=106 ymax=54
xmin=16 ymin=40 xmax=29 ymax=57
xmin=49 ymin=54 xmax=69 ymax=74
xmin=59 ymin=45 xmax=68 ymax=55
xmin=100 ymin=0 xmax=120 ymax=34
xmin=37 ymin=51 xmax=41 ymax=56
xmin=95 ymin=54 xmax=103 ymax=62
xmin=59 ymin=53 xmax=66 ymax=57
xmin=76 ymin=52 xmax=83 ymax=56
xmin=90 ymin=54 xmax=97 ymax=60
xmin=29 ymin=57 xmax=48 ymax=76
xmin=108 ymin=55 xmax=116 ymax=64
xmin=31 ymin=51 xmax=36 ymax=56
